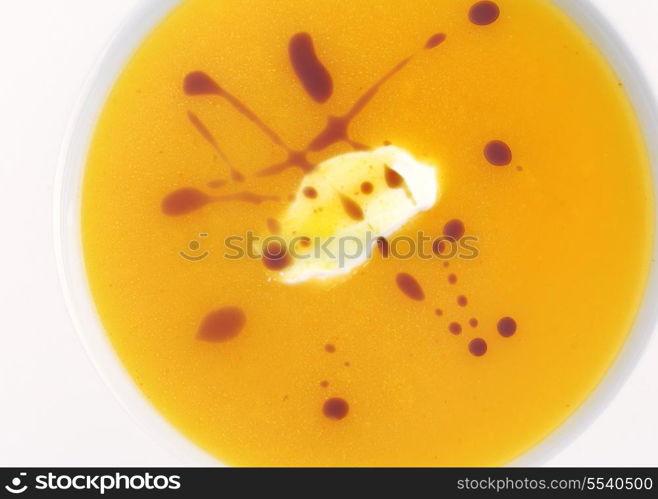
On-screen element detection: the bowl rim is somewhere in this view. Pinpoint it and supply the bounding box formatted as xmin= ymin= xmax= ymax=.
xmin=511 ymin=0 xmax=658 ymax=466
xmin=54 ymin=0 xmax=218 ymax=466
xmin=54 ymin=0 xmax=658 ymax=467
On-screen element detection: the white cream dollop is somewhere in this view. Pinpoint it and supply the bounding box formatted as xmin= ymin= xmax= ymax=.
xmin=270 ymin=145 xmax=439 ymax=284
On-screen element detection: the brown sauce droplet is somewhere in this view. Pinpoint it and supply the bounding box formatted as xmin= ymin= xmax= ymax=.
xmin=186 ymin=35 xmax=448 ymax=181
xmin=325 ymin=344 xmax=336 ymax=353
xmin=289 ymin=32 xmax=334 ymax=104
xmin=444 ymin=219 xmax=466 ymax=241
xmin=178 ymin=35 xmax=454 ymax=205
xmin=207 ymin=179 xmax=228 ymax=189
xmin=498 ymin=317 xmax=517 ymax=337
xmin=262 ymin=241 xmax=291 ymax=270
xmin=484 ymin=140 xmax=512 ymax=166
xmin=185 ymin=72 xmax=291 ymax=152
xmin=469 ymin=338 xmax=488 ymax=357
xmin=187 ymin=111 xmax=244 ymax=180
xmin=308 ymin=57 xmax=413 ymax=153
xmin=161 ymin=188 xmax=210 ymax=216
xmin=360 ymin=181 xmax=374 ymax=195
xmin=303 ymin=186 xmax=318 ymax=199
xmin=258 ymin=37 xmax=442 ymax=175
xmin=216 ymin=191 xmax=280 ymax=204
xmin=448 ymin=273 xmax=458 ymax=284
xmin=433 ymin=239 xmax=448 ymax=256
xmin=469 ymin=318 xmax=479 ymax=328
xmin=425 ymin=33 xmax=447 ymax=49
xmin=230 ymin=169 xmax=245 ymax=182
xmin=449 ymin=322 xmax=462 ymax=335
xmin=197 ymin=307 xmax=246 ymax=342
xmin=323 ymin=397 xmax=349 ymax=420
xmin=469 ymin=1 xmax=500 ymax=26
xmin=457 ymin=295 xmax=468 ymax=307
xmin=187 ymin=111 xmax=222 ymax=152
xmin=307 ymin=117 xmax=352 ymax=152
xmin=184 ymin=71 xmax=222 ymax=95
xmin=385 ymin=166 xmax=404 ymax=188
xmin=435 ymin=309 xmax=443 ymax=316
xmin=266 ymin=218 xmax=281 ymax=234
xmin=376 ymin=237 xmax=390 ymax=257
xmin=257 ymin=150 xmax=315 ymax=177
xmin=320 ymin=381 xmax=329 ymax=388
xmin=396 ymin=273 xmax=425 ymax=301
xmin=340 ymin=195 xmax=364 ymax=221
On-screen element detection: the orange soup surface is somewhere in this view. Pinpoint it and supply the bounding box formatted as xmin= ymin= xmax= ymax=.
xmin=82 ymin=0 xmax=654 ymax=465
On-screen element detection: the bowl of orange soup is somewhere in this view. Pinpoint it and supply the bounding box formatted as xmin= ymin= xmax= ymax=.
xmin=56 ymin=0 xmax=658 ymax=466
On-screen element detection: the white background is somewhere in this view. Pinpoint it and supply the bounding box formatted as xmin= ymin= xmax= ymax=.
xmin=0 ymin=0 xmax=657 ymax=467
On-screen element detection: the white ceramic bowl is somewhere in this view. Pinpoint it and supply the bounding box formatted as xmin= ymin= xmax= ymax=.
xmin=55 ymin=0 xmax=658 ymax=467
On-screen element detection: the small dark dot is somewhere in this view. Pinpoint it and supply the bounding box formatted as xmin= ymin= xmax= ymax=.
xmin=320 ymin=381 xmax=329 ymax=388
xmin=433 ymin=239 xmax=448 ymax=257
xmin=469 ymin=338 xmax=488 ymax=357
xmin=484 ymin=140 xmax=512 ymax=166
xmin=325 ymin=343 xmax=336 ymax=353
xmin=197 ymin=307 xmax=246 ymax=342
xmin=498 ymin=317 xmax=517 ymax=337
xmin=444 ymin=219 xmax=465 ymax=241
xmin=448 ymin=274 xmax=458 ymax=284
xmin=361 ymin=182 xmax=374 ymax=195
xmin=443 ymin=261 xmax=450 ymax=268
xmin=344 ymin=361 xmax=351 ymax=367
xmin=435 ymin=308 xmax=443 ymax=316
xmin=457 ymin=295 xmax=468 ymax=307
xmin=469 ymin=318 xmax=479 ymax=328
xmin=323 ymin=397 xmax=349 ymax=420
xmin=262 ymin=241 xmax=291 ymax=270
xmin=340 ymin=194 xmax=364 ymax=221
xmin=425 ymin=33 xmax=447 ymax=49
xmin=396 ymin=272 xmax=425 ymax=301
xmin=385 ymin=167 xmax=404 ymax=188
xmin=449 ymin=322 xmax=462 ymax=335
xmin=516 ymin=165 xmax=523 ymax=172
xmin=469 ymin=1 xmax=500 ymax=26
xmin=303 ymin=186 xmax=318 ymax=199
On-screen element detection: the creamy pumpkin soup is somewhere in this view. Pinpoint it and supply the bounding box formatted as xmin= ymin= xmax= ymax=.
xmin=81 ymin=0 xmax=654 ymax=466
